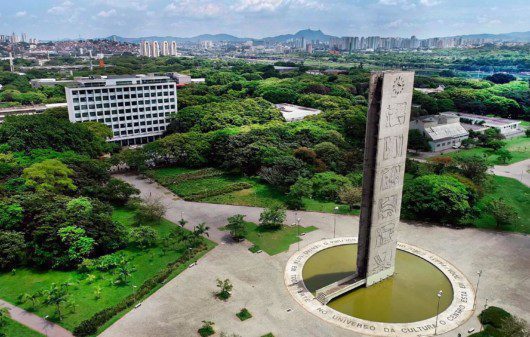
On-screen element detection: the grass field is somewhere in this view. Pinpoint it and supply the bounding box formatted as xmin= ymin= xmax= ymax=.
xmin=1 ymin=317 xmax=44 ymax=337
xmin=446 ymin=136 xmax=530 ymax=165
xmin=148 ymin=167 xmax=359 ymax=215
xmin=0 ymin=208 xmax=215 ymax=333
xmin=224 ymin=221 xmax=317 ymax=255
xmin=474 ymin=175 xmax=530 ymax=234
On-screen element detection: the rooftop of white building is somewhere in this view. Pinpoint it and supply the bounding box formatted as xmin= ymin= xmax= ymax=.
xmin=275 ymin=103 xmax=322 ymax=122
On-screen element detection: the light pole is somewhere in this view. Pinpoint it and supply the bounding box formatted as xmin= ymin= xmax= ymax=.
xmin=297 ymin=217 xmax=301 ymax=251
xmin=474 ymin=270 xmax=482 ymax=310
xmin=434 ymin=290 xmax=443 ymax=335
xmin=333 ymin=206 xmax=339 ymax=238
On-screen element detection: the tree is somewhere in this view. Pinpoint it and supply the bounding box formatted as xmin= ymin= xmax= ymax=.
xmin=17 ymin=291 xmax=42 ymax=309
xmin=226 ymin=214 xmax=247 ymax=240
xmin=310 ymin=172 xmax=352 ymax=202
xmin=22 ymin=159 xmax=77 ymax=193
xmin=339 ymin=186 xmax=362 ymax=210
xmin=114 ymin=261 xmax=134 ymax=285
xmin=489 ymin=199 xmax=518 ymax=228
xmin=0 ymin=307 xmax=9 ymax=336
xmin=42 ymin=283 xmax=71 ymax=321
xmin=288 ymin=177 xmax=313 ymax=199
xmin=97 ymin=178 xmax=139 ymax=206
xmin=408 ymin=129 xmax=430 ymax=152
xmin=498 ymin=316 xmax=529 ymax=337
xmin=0 ymin=201 xmax=23 ymax=230
xmin=0 ymin=231 xmax=25 ymax=271
xmin=81 ymin=121 xmax=113 ymax=141
xmin=313 ymin=142 xmax=341 ymax=168
xmin=129 ymin=226 xmax=159 ymax=248
xmin=58 ymin=226 xmax=95 ymax=265
xmin=496 ymin=148 xmax=513 ymax=164
xmin=455 ymin=156 xmax=490 ymax=184
xmin=216 ymin=278 xmax=233 ymax=300
xmin=485 ymin=73 xmax=516 ymax=84
xmin=134 ymin=198 xmax=166 ymax=224
xmin=198 ymin=320 xmax=215 ymax=337
xmin=259 ymin=206 xmax=286 ymax=230
xmin=402 ymin=174 xmax=471 ymax=225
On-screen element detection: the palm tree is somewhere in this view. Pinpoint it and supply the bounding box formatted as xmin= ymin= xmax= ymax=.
xmin=193 ymin=223 xmax=210 ymax=237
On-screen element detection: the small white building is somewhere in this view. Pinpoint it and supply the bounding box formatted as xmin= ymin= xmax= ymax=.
xmin=410 ymin=114 xmax=469 ymax=151
xmin=440 ymin=112 xmax=524 ymax=139
xmin=275 ymin=103 xmax=322 ymax=122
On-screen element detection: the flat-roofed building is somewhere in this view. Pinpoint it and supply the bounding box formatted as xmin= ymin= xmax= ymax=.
xmin=65 ymin=75 xmax=177 ymax=146
xmin=0 ymin=103 xmax=67 ymax=123
xmin=410 ymin=114 xmax=469 ymax=151
xmin=440 ymin=112 xmax=524 ymax=138
xmin=275 ymin=103 xmax=322 ymax=122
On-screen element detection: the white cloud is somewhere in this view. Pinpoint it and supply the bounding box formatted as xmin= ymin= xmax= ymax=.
xmin=165 ymin=0 xmax=222 ymax=18
xmin=233 ymin=0 xmax=284 ymax=12
xmin=15 ymin=11 xmax=27 ymax=17
xmin=48 ymin=1 xmax=73 ymax=15
xmin=419 ymin=0 xmax=441 ymax=6
xmin=97 ymin=9 xmax=117 ymax=18
xmin=94 ymin=0 xmax=147 ymax=11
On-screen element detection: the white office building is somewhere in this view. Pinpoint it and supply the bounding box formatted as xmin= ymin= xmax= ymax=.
xmin=65 ymin=75 xmax=177 ymax=146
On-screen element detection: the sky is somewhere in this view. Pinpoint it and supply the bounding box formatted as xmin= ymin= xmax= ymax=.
xmin=1 ymin=0 xmax=530 ymax=40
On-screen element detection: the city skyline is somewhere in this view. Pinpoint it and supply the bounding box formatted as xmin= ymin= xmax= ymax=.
xmin=1 ymin=0 xmax=530 ymax=41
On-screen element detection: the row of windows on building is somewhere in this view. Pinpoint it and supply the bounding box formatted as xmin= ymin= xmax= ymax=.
xmin=75 ymin=111 xmax=171 ymax=119
xmin=72 ymin=85 xmax=174 ymax=95
xmin=113 ymin=125 xmax=167 ymax=137
xmin=72 ymin=91 xmax=175 ymax=103
xmin=74 ymin=102 xmax=176 ymax=111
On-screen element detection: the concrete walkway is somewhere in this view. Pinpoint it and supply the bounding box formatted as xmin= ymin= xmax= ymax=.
xmin=0 ymin=299 xmax=73 ymax=337
xmin=102 ymin=173 xmax=530 ymax=337
xmin=490 ymin=159 xmax=530 ymax=187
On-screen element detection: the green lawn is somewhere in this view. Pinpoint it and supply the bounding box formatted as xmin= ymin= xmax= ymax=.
xmin=234 ymin=221 xmax=317 ymax=255
xmin=1 ymin=317 xmax=44 ymax=337
xmin=149 ymin=167 xmax=358 ymax=215
xmin=474 ymin=176 xmax=530 ymax=234
xmin=445 ymin=136 xmax=530 ymax=165
xmin=0 ymin=208 xmax=215 ymax=333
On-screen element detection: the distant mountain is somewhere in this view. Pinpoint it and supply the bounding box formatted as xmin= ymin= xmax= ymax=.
xmin=456 ymin=31 xmax=530 ymax=42
xmin=264 ymin=29 xmax=335 ymax=43
xmin=105 ymin=29 xmax=336 ymax=44
xmin=104 ymin=29 xmax=530 ymax=44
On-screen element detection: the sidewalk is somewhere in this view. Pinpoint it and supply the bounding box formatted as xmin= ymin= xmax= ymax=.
xmin=0 ymin=299 xmax=73 ymax=337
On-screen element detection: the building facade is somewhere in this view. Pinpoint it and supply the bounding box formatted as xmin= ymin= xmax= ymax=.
xmin=410 ymin=114 xmax=469 ymax=151
xmin=65 ymin=75 xmax=177 ymax=146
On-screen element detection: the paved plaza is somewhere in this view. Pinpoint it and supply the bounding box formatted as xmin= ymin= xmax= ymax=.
xmin=101 ymin=174 xmax=530 ymax=337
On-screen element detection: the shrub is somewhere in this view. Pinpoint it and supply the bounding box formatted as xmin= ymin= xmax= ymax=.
xmin=402 ymin=174 xmax=471 ymax=225
xmin=339 ymin=186 xmax=362 ymax=210
xmin=489 ymin=199 xmax=518 ymax=228
xmin=134 ymin=198 xmax=166 ymax=224
xmin=184 ymin=182 xmax=252 ymax=201
xmin=479 ymin=306 xmax=512 ymax=329
xmin=216 ymin=278 xmax=233 ymax=300
xmin=310 ymin=172 xmax=352 ymax=202
xmin=259 ymin=206 xmax=286 ymax=230
xmin=198 ymin=321 xmax=215 ymax=337
xmin=74 ymin=244 xmax=209 ymax=336
xmin=0 ymin=231 xmax=25 ymax=270
xmin=236 ymin=308 xmax=252 ymax=321
xmin=129 ymin=226 xmax=159 ymax=249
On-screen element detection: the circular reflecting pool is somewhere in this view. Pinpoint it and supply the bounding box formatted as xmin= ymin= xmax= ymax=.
xmin=302 ymin=244 xmax=453 ymax=323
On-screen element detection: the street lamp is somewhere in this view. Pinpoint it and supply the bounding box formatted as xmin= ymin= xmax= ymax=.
xmin=434 ymin=290 xmax=443 ymax=335
xmin=474 ymin=270 xmax=482 ymax=310
xmin=297 ymin=217 xmax=302 ymax=251
xmin=333 ymin=206 xmax=339 ymax=238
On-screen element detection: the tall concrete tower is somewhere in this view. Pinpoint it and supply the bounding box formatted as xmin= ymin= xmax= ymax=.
xmin=151 ymin=41 xmax=160 ymax=58
xmin=161 ymin=41 xmax=170 ymax=56
xmin=170 ymin=41 xmax=178 ymax=56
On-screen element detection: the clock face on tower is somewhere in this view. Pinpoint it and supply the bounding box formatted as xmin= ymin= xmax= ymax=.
xmin=392 ymin=76 xmax=405 ymax=95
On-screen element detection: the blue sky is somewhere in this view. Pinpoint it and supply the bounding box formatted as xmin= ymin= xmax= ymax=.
xmin=1 ymin=0 xmax=530 ymax=40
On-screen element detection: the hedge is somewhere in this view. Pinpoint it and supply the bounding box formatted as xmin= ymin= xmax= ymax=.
xmin=170 ymin=168 xmax=224 ymax=184
xmin=73 ymin=244 xmax=210 ymax=336
xmin=479 ymin=306 xmax=512 ymax=329
xmin=183 ymin=182 xmax=252 ymax=201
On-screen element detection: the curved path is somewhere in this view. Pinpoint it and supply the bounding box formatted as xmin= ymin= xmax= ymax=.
xmin=0 ymin=299 xmax=74 ymax=337
xmin=490 ymin=159 xmax=530 ymax=187
xmin=101 ymin=173 xmax=530 ymax=337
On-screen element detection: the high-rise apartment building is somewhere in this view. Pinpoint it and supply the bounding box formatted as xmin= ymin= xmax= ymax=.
xmin=161 ymin=41 xmax=170 ymax=56
xmin=65 ymin=75 xmax=177 ymax=145
xmin=170 ymin=41 xmax=178 ymax=56
xmin=140 ymin=41 xmax=151 ymax=57
xmin=151 ymin=41 xmax=160 ymax=57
